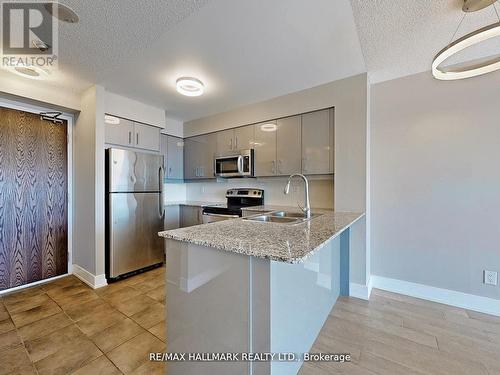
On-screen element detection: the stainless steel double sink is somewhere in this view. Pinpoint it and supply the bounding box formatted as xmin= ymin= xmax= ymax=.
xmin=244 ymin=211 xmax=322 ymax=225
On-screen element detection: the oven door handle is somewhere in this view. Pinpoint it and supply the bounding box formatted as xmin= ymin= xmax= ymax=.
xmin=203 ymin=213 xmax=240 ymax=218
xmin=237 ymin=155 xmax=243 ymax=174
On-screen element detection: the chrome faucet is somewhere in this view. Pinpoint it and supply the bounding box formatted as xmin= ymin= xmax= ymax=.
xmin=284 ymin=174 xmax=311 ymax=219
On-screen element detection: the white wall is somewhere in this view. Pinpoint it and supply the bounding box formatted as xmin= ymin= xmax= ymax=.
xmin=0 ymin=70 xmax=81 ymax=111
xmin=371 ymin=70 xmax=500 ymax=300
xmin=164 ymin=115 xmax=184 ymax=138
xmin=73 ymin=86 xmax=97 ymax=274
xmin=73 ymin=85 xmax=106 ymax=280
xmin=185 ymin=74 xmax=369 ymax=286
xmin=104 ymin=91 xmax=166 ymax=129
xmin=186 ymin=177 xmax=334 ymax=209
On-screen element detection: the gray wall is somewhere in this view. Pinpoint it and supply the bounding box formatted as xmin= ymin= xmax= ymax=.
xmin=185 ymin=74 xmax=370 ymax=286
xmin=371 ymin=70 xmax=500 ymax=300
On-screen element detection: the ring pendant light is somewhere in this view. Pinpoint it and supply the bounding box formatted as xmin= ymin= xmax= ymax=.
xmin=432 ymin=0 xmax=500 ymax=80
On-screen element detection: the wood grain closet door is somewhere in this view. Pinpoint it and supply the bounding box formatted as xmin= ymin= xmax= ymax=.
xmin=0 ymin=106 xmax=68 ymax=290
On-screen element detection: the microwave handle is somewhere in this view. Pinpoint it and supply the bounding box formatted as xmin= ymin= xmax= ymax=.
xmin=237 ymin=155 xmax=243 ymax=174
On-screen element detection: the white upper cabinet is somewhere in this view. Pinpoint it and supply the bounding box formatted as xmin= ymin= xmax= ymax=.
xmin=183 ymin=137 xmax=197 ymax=179
xmin=162 ymin=108 xmax=335 ymax=180
xmin=329 ymin=108 xmax=335 ymax=173
xmin=184 ymin=134 xmax=216 ymax=179
xmin=104 ymin=115 xmax=160 ymax=152
xmin=133 ymin=122 xmax=160 ymax=152
xmin=160 ymin=135 xmax=184 ymax=180
xmin=105 ymin=117 xmax=135 ymax=148
xmin=254 ymin=117 xmax=302 ymax=177
xmin=301 ymin=109 xmax=333 ymax=175
xmin=234 ymin=125 xmax=254 ymax=151
xmin=216 ymin=129 xmax=234 ymax=154
xmin=276 ymin=115 xmax=301 ymax=175
xmin=216 ymin=125 xmax=254 ymax=154
xmin=167 ymin=136 xmax=184 ymax=180
xmin=254 ymin=121 xmax=277 ymax=176
xmin=200 ymin=133 xmax=217 ymax=178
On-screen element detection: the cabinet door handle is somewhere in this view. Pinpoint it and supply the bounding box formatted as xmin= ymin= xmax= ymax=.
xmin=278 ymin=159 xmax=282 ymax=175
xmin=128 ymin=131 xmax=132 ymax=144
xmin=230 ymin=138 xmax=233 ymax=150
xmin=136 ymin=133 xmax=139 ymax=145
xmin=271 ymin=160 xmax=276 ymax=175
xmin=235 ymin=136 xmax=238 ymax=149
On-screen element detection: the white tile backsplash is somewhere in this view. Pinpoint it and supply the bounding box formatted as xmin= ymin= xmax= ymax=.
xmin=179 ymin=176 xmax=334 ymax=209
xmin=164 ymin=182 xmax=187 ymax=203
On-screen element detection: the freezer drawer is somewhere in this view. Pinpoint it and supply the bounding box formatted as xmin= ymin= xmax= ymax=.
xmin=108 ymin=192 xmax=164 ymax=278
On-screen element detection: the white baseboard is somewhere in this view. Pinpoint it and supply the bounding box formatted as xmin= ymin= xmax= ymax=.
xmin=350 ymin=278 xmax=373 ymax=300
xmin=72 ymin=264 xmax=107 ymax=289
xmin=371 ymin=275 xmax=500 ymax=317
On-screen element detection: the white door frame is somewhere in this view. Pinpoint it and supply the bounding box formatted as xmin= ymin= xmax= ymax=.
xmin=0 ymin=97 xmax=74 ymax=294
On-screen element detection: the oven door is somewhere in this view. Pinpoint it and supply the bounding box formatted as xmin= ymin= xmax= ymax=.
xmin=214 ymin=150 xmax=254 ymax=178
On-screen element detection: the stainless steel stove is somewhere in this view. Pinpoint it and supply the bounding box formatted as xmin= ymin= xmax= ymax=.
xmin=202 ymin=188 xmax=264 ymax=223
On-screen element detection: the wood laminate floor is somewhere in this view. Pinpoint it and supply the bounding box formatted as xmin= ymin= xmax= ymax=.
xmin=1 ymin=269 xmax=499 ymax=375
xmin=300 ymin=289 xmax=500 ymax=375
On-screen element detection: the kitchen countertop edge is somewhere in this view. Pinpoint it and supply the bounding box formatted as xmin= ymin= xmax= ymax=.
xmin=159 ymin=210 xmax=364 ymax=263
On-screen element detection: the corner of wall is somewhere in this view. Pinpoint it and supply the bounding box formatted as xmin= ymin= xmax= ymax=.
xmin=95 ymin=85 xmax=106 ymax=277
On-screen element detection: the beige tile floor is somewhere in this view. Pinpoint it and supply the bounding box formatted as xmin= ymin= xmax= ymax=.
xmin=2 ymin=267 xmax=500 ymax=375
xmin=0 ymin=266 xmax=166 ymax=375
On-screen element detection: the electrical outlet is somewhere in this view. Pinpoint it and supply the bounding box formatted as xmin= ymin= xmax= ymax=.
xmin=484 ymin=270 xmax=498 ymax=286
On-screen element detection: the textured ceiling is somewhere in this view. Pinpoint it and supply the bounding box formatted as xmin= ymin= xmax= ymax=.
xmin=4 ymin=0 xmax=499 ymax=120
xmin=351 ymin=0 xmax=500 ymax=83
xmin=2 ymin=0 xmax=365 ymax=121
xmin=92 ymin=0 xmax=366 ymax=121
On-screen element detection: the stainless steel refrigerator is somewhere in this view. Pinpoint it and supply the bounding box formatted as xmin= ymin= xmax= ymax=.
xmin=106 ymin=148 xmax=165 ymax=279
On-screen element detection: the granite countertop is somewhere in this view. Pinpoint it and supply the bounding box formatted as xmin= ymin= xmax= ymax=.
xmin=164 ymin=201 xmax=224 ymax=207
xmin=158 ymin=208 xmax=364 ymax=263
xmin=241 ymin=205 xmax=333 ymax=213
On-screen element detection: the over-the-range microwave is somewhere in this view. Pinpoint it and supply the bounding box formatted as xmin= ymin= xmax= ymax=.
xmin=214 ymin=149 xmax=254 ymax=178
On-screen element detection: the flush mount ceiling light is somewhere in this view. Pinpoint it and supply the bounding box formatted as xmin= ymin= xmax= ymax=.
xmin=12 ymin=66 xmax=49 ymax=79
xmin=176 ymin=77 xmax=204 ymax=97
xmin=104 ymin=115 xmax=120 ymax=125
xmin=432 ymin=0 xmax=500 ymax=80
xmin=44 ymin=2 xmax=79 ymax=23
xmin=260 ymin=123 xmax=277 ymax=132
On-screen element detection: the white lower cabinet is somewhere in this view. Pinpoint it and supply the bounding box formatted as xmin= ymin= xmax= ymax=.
xmin=180 ymin=206 xmax=203 ymax=227
xmin=165 ymin=205 xmax=180 ymax=230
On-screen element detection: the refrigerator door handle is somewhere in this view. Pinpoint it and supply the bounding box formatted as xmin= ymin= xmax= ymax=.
xmin=159 ymin=166 xmax=165 ymax=219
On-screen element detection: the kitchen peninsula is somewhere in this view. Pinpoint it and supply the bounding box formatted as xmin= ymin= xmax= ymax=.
xmin=159 ymin=209 xmax=364 ymax=375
